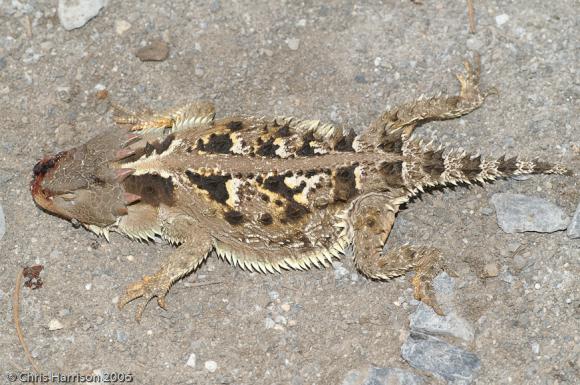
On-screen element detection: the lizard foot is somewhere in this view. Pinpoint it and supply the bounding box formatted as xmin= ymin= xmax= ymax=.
xmin=117 ymin=273 xmax=172 ymax=322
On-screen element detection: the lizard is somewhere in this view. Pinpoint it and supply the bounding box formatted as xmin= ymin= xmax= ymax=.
xmin=30 ymin=58 xmax=572 ymax=321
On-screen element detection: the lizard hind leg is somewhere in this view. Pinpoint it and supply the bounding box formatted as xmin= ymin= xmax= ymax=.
xmin=113 ymin=101 xmax=216 ymax=134
xmin=361 ymin=55 xmax=493 ymax=149
xmin=350 ymin=194 xmax=445 ymax=315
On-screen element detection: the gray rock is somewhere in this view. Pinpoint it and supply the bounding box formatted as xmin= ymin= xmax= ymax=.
xmin=341 ymin=366 xmax=424 ymax=385
xmin=410 ymin=303 xmax=475 ymax=341
xmin=567 ymin=202 xmax=580 ymax=239
xmin=0 ymin=204 xmax=5 ymax=241
xmin=58 ymin=0 xmax=105 ymax=31
xmin=401 ymin=332 xmax=480 ymax=384
xmin=491 ymin=193 xmax=569 ymax=233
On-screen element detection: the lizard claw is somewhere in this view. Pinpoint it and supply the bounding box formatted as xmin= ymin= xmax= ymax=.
xmin=118 ymin=274 xmax=172 ymax=322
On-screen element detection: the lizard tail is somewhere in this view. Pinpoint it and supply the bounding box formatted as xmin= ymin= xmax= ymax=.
xmin=397 ymin=138 xmax=572 ymax=194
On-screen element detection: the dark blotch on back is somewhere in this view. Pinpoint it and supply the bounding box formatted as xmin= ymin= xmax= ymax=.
xmin=497 ymin=156 xmax=518 ymax=174
xmin=258 ymin=212 xmax=273 ymax=225
xmin=262 ymin=174 xmax=305 ymax=200
xmin=282 ymin=201 xmax=309 ymax=223
xmin=461 ymin=155 xmax=481 ymax=178
xmin=334 ymin=165 xmax=357 ymax=201
xmin=277 ymin=124 xmax=291 ymax=137
xmin=185 ymin=171 xmax=231 ymax=204
xmin=379 ymin=161 xmax=405 ymax=187
xmin=256 ymin=137 xmax=280 ymax=157
xmin=197 ymin=133 xmax=233 ymax=154
xmin=297 ymin=132 xmax=315 ymax=156
xmin=129 ymin=134 xmax=176 ymax=161
xmin=334 ymin=130 xmax=356 ymax=152
xmin=224 ymin=210 xmax=244 ymax=225
xmin=422 ymin=149 xmax=445 ymax=177
xmin=123 ymin=174 xmax=175 ymax=207
xmin=226 ymin=120 xmax=244 ymax=132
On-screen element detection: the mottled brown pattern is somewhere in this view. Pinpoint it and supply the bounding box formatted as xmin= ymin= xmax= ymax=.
xmin=30 ymin=58 xmax=572 ymax=321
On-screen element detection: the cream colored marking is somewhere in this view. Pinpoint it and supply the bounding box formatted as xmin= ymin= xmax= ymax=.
xmin=230 ymin=132 xmax=250 ymax=155
xmin=354 ymin=165 xmax=364 ymax=190
xmin=273 ymin=138 xmax=292 ymax=158
xmin=225 ymin=178 xmax=243 ymax=207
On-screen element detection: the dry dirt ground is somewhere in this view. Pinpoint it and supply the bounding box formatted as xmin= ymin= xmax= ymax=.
xmin=0 ymin=1 xmax=578 ymax=384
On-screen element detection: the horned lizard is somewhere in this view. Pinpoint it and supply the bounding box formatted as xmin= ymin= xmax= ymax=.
xmin=31 ymin=58 xmax=571 ymax=321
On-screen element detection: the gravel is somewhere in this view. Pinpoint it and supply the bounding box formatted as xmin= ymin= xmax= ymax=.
xmin=0 ymin=204 xmax=5 ymax=241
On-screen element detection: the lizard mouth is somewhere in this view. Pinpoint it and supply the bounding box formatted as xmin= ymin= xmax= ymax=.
xmin=30 ymin=151 xmax=69 ymax=218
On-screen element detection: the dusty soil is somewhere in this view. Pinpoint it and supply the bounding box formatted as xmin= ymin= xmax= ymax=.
xmin=1 ymin=1 xmax=578 ymax=384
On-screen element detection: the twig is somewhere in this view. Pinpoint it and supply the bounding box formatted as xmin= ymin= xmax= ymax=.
xmin=13 ymin=268 xmax=41 ymax=373
xmin=467 ymin=0 xmax=477 ymax=33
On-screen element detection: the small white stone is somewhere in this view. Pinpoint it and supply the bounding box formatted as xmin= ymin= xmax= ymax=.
xmin=374 ymin=57 xmax=382 ymax=67
xmin=286 ymin=38 xmax=300 ymax=50
xmin=48 ymin=319 xmax=64 ymax=331
xmin=58 ymin=0 xmax=106 ymax=30
xmin=264 ymin=317 xmax=275 ymax=329
xmin=531 ymin=342 xmax=540 ymax=354
xmin=115 ymin=20 xmax=131 ymax=35
xmin=125 ymin=255 xmax=135 ymax=262
xmin=534 ymin=283 xmax=541 ymax=290
xmin=495 ymin=14 xmax=509 ymax=26
xmin=85 ymin=283 xmax=92 ymax=290
xmin=280 ymin=303 xmax=291 ymax=312
xmin=186 ymin=353 xmax=196 ymax=368
xmin=204 ymin=360 xmax=217 ymax=372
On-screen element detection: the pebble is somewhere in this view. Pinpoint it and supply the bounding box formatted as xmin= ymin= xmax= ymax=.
xmin=341 ymin=366 xmax=425 ymax=385
xmin=186 ymin=353 xmax=196 ymax=368
xmin=22 ymin=47 xmax=42 ymax=64
xmin=115 ymin=20 xmax=131 ymax=35
xmin=410 ymin=303 xmax=475 ymax=342
xmin=48 ymin=319 xmax=64 ymax=331
xmin=567 ymin=202 xmax=580 ymax=239
xmin=116 ymin=330 xmax=128 ymax=343
xmin=204 ymin=360 xmax=217 ymax=372
xmin=483 ymin=263 xmax=499 ymax=278
xmin=280 ymin=303 xmax=291 ymax=312
xmin=491 ymin=193 xmax=569 ymax=233
xmin=136 ymin=39 xmax=169 ymax=61
xmin=58 ymin=0 xmax=105 ymax=31
xmin=0 ymin=204 xmax=5 ymax=241
xmin=401 ymin=332 xmax=480 ymax=383
xmin=287 ymin=38 xmax=300 ymax=50
xmin=495 ymin=14 xmax=510 ymax=26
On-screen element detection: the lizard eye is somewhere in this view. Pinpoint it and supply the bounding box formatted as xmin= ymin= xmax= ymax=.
xmin=60 ymin=192 xmax=77 ymax=201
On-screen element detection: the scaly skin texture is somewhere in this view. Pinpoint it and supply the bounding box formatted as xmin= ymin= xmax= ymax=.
xmin=31 ymin=58 xmax=572 ymax=321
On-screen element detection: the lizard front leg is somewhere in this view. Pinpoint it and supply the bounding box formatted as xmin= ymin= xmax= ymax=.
xmin=361 ymin=55 xmax=494 ymax=148
xmin=350 ymin=193 xmax=445 ymax=315
xmin=118 ymin=216 xmax=213 ymax=322
xmin=113 ymin=100 xmax=216 ymax=134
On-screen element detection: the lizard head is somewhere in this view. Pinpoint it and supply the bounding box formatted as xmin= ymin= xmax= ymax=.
xmin=31 ymin=130 xmax=139 ymax=229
